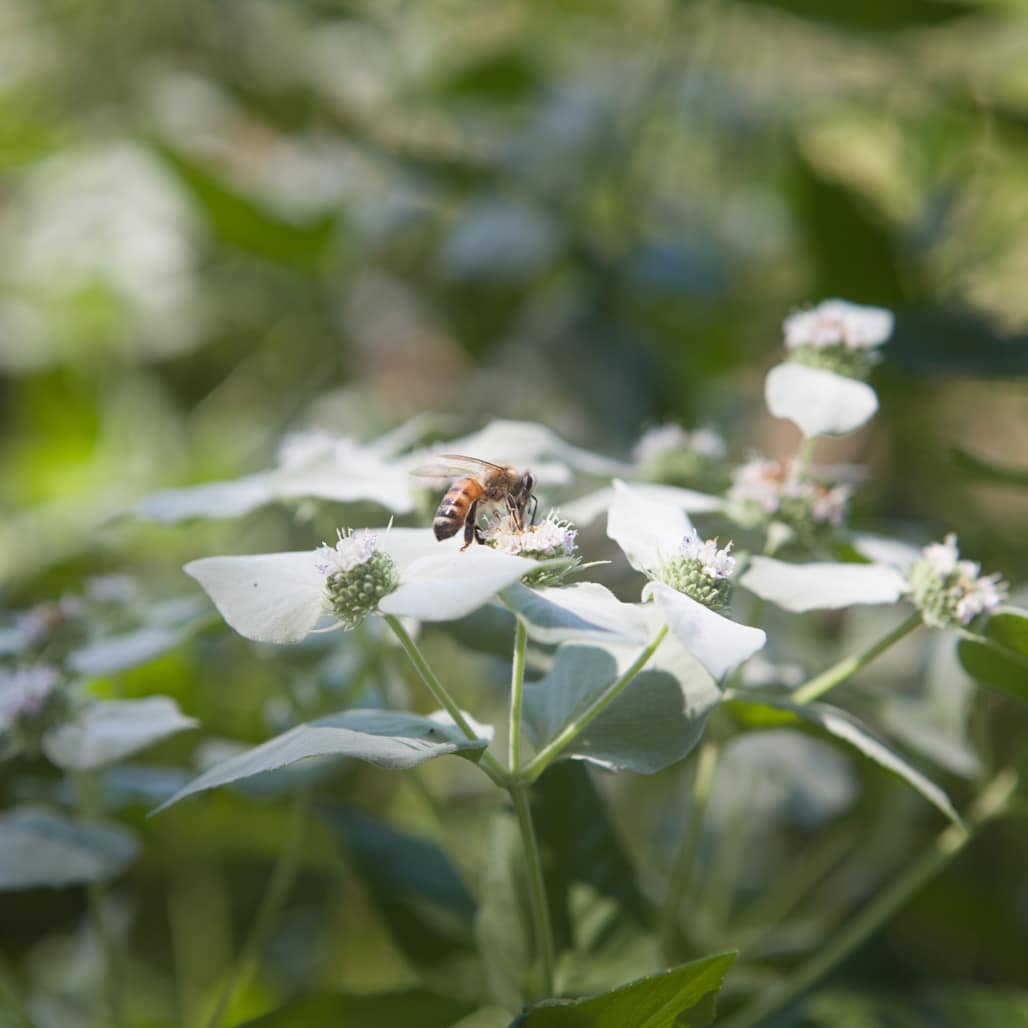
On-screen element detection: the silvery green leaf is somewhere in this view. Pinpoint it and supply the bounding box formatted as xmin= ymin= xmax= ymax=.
xmin=647 ymin=582 xmax=766 ymax=681
xmin=607 ymin=479 xmax=695 ymax=574
xmin=68 ymin=625 xmax=189 ymax=677
xmin=0 ymin=806 xmax=138 ymax=890
xmin=523 ymin=633 xmax=720 ymax=773
xmin=740 ymin=556 xmax=907 ymax=612
xmin=184 ymin=551 xmax=326 ymax=643
xmin=43 ymin=697 xmax=198 ymax=771
xmin=765 ymin=362 xmax=879 ymax=437
xmin=379 ymin=542 xmax=535 ymax=622
xmin=501 ymin=581 xmax=651 ymax=645
xmin=725 ymin=692 xmax=961 ymax=826
xmin=562 ymin=483 xmax=721 ymax=527
xmin=153 ymin=710 xmax=489 ymax=813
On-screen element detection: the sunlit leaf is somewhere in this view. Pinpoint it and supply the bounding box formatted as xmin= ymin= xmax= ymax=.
xmin=0 ymin=806 xmax=138 ymax=890
xmin=510 ymin=950 xmax=737 ymax=1027
xmin=153 ymin=710 xmax=489 ymax=812
xmin=958 ymin=608 xmax=1028 ymax=706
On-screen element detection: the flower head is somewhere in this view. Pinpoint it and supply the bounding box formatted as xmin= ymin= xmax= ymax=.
xmin=483 ymin=511 xmax=580 ymax=586
xmin=655 ymin=531 xmax=736 ymax=613
xmin=316 ymin=529 xmax=399 ymax=629
xmin=783 ymin=299 xmax=893 ymax=379
xmin=632 ymin=423 xmax=727 ymax=484
xmin=728 ymin=457 xmax=850 ymax=538
xmin=0 ymin=665 xmax=68 ymax=756
xmin=907 ymin=534 xmax=1006 ymax=628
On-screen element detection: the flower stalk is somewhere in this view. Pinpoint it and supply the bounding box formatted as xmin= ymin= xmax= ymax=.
xmin=519 ymin=625 xmax=669 ymax=783
xmin=789 ymin=611 xmax=923 ymax=705
xmin=508 ymin=618 xmax=528 ymax=772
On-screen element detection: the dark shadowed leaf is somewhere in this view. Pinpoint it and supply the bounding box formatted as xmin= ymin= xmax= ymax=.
xmin=0 ymin=806 xmax=138 ymax=890
xmin=321 ymin=807 xmax=479 ymax=968
xmin=237 ymin=989 xmax=476 ymax=1028
xmin=735 ymin=0 xmax=980 ymax=32
xmin=510 ymin=950 xmax=737 ymax=1027
xmin=952 ymin=448 xmax=1028 ymax=488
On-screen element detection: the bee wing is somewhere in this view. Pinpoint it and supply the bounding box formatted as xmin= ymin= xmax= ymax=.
xmin=409 ymin=454 xmax=511 ymax=480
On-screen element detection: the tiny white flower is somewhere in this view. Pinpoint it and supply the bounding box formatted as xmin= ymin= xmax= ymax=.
xmin=607 ymin=481 xmax=765 ymax=679
xmin=728 ymin=457 xmax=851 ymax=533
xmin=784 ymin=299 xmax=894 ymax=352
xmin=483 ymin=512 xmax=577 ymax=559
xmin=185 ymin=528 xmax=537 ymax=644
xmin=907 ymin=534 xmax=1006 ymax=628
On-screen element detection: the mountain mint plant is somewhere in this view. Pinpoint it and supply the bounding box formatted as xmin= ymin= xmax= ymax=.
xmin=3 ymin=299 xmax=1024 ymax=1028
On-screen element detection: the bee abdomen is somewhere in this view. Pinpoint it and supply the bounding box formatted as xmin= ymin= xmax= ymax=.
xmin=433 ymin=482 xmax=473 ymax=540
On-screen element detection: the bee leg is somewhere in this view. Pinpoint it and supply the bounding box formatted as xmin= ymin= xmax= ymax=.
xmin=527 ymin=494 xmax=538 ymax=527
xmin=461 ymin=498 xmax=480 ymax=550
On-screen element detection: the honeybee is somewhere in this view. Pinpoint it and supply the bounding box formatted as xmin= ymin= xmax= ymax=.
xmin=412 ymin=454 xmax=537 ymax=549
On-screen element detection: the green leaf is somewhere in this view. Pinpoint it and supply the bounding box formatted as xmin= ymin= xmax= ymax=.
xmin=152 ymin=710 xmax=488 ymax=813
xmin=43 ymin=697 xmax=197 ymax=771
xmin=0 ymin=806 xmax=138 ymax=890
xmin=236 ymin=989 xmax=476 ymax=1028
xmin=154 ymin=145 xmax=337 ymax=268
xmin=320 ymin=808 xmax=479 ymax=969
xmin=510 ymin=950 xmax=737 ymax=1027
xmin=734 ymin=0 xmax=979 ymax=33
xmin=523 ymin=635 xmax=720 ymax=773
xmin=725 ymin=693 xmax=962 ymax=826
xmin=951 ymin=448 xmax=1028 ymax=488
xmin=958 ymin=609 xmax=1028 ymax=705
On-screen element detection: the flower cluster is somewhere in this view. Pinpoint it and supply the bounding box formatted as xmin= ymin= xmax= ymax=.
xmin=484 ymin=511 xmax=580 ymax=586
xmin=632 ymin=423 xmax=727 ymax=484
xmin=655 ymin=530 xmax=736 ymax=612
xmin=783 ymin=299 xmax=894 ymax=379
xmin=728 ymin=457 xmax=850 ymax=537
xmin=907 ymin=534 xmax=1006 ymax=628
xmin=0 ymin=666 xmax=67 ymax=757
xmin=316 ymin=529 xmax=399 ymax=629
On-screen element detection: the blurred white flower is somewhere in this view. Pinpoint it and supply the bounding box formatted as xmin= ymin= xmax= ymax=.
xmin=632 ymin=423 xmax=727 ymax=467
xmin=764 ymin=362 xmax=879 ymax=436
xmin=0 ymin=666 xmax=59 ymax=730
xmin=728 ymin=457 xmax=850 ymax=530
xmin=785 ymin=299 xmax=894 ymax=351
xmin=908 ymin=534 xmax=1006 ymax=628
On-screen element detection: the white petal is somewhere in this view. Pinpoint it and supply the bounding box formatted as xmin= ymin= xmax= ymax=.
xmin=380 ymin=543 xmax=535 ymax=622
xmin=563 ymin=482 xmax=721 ymax=527
xmin=848 ymin=532 xmax=922 ymax=573
xmin=501 ymin=581 xmax=651 ymax=645
xmin=647 ymin=582 xmax=766 ymax=680
xmin=765 ymin=362 xmax=878 ymax=437
xmin=136 ymin=473 xmax=274 ymax=523
xmin=184 ymin=552 xmax=326 ymax=643
xmin=740 ymin=556 xmax=907 ymax=612
xmin=606 ymin=480 xmax=695 ymax=574
xmin=378 ymin=527 xmax=445 ymax=568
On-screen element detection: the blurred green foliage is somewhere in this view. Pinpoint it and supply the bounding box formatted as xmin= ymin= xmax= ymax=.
xmin=2 ymin=0 xmax=1028 ymax=1025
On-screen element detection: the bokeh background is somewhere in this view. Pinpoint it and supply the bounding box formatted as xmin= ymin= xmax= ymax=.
xmin=2 ymin=0 xmax=1028 ymax=1025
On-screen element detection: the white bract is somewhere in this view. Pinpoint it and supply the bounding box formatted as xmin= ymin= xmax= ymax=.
xmin=606 ymin=481 xmax=765 ymax=679
xmin=740 ymin=556 xmax=909 ymax=613
xmin=185 ymin=528 xmax=536 ymax=644
xmin=765 ymin=362 xmax=879 ymax=438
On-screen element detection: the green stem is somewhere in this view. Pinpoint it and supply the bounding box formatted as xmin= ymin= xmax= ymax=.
xmin=520 ymin=625 xmax=669 ymax=783
xmin=509 ymin=786 xmax=556 ymax=999
xmin=73 ymin=773 xmax=123 ymax=1028
xmin=719 ymin=768 xmax=1018 ymax=1028
xmin=789 ymin=612 xmax=922 ymax=706
xmin=509 ymin=618 xmax=528 ymax=772
xmin=659 ymin=739 xmax=721 ymax=963
xmin=792 ymin=436 xmax=817 ymax=479
xmin=384 ymin=614 xmax=508 ymax=785
xmin=204 ymin=795 xmax=307 ymax=1028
